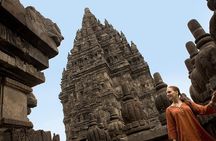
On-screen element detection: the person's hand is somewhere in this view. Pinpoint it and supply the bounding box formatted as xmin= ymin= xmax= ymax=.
xmin=211 ymin=90 xmax=216 ymax=103
xmin=209 ymin=91 xmax=216 ymax=107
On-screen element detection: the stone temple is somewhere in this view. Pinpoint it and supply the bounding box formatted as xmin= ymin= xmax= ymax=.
xmin=0 ymin=0 xmax=63 ymax=140
xmin=1 ymin=0 xmax=216 ymax=140
xmin=59 ymin=8 xmax=170 ymax=141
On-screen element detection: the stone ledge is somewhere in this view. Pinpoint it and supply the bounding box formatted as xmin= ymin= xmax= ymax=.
xmin=0 ymin=23 xmax=49 ymax=70
xmin=0 ymin=118 xmax=33 ymax=128
xmin=0 ymin=0 xmax=59 ymax=58
xmin=127 ymin=126 xmax=168 ymax=141
xmin=0 ymin=50 xmax=45 ymax=87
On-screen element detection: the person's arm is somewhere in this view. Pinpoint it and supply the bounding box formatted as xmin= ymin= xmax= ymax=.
xmin=166 ymin=108 xmax=177 ymax=140
xmin=190 ymin=91 xmax=216 ymax=115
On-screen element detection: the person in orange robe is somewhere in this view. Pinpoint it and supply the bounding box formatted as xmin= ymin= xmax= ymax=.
xmin=166 ymin=85 xmax=216 ymax=141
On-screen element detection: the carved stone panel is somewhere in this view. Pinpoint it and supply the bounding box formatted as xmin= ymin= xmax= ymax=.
xmin=0 ymin=77 xmax=32 ymax=127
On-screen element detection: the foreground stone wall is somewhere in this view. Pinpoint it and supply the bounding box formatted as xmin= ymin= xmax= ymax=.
xmin=0 ymin=0 xmax=63 ymax=140
xmin=0 ymin=129 xmax=60 ymax=141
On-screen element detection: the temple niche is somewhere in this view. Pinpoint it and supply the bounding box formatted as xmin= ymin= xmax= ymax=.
xmin=0 ymin=0 xmax=63 ymax=140
xmin=60 ymin=8 xmax=169 ymax=141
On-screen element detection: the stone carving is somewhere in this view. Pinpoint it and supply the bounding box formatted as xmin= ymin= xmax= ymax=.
xmin=187 ymin=20 xmax=216 ymax=101
xmin=0 ymin=0 xmax=63 ymax=140
xmin=184 ymin=41 xmax=211 ymax=103
xmin=121 ymin=84 xmax=146 ymax=123
xmin=208 ymin=0 xmax=216 ymax=42
xmin=0 ymin=128 xmax=60 ymax=141
xmin=87 ymin=113 xmax=111 ymax=141
xmin=121 ymin=84 xmax=151 ymax=135
xmin=27 ymin=92 xmax=37 ymax=115
xmin=108 ymin=110 xmax=126 ymax=141
xmin=154 ymin=72 xmax=171 ymax=125
xmin=184 ymin=3 xmax=216 ymax=137
xmin=60 ymin=8 xmax=167 ymax=141
xmin=25 ymin=6 xmax=64 ymax=47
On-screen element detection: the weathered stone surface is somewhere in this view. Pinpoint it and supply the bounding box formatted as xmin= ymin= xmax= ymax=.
xmin=0 ymin=0 xmax=63 ymax=140
xmin=0 ymin=50 xmax=45 ymax=87
xmin=154 ymin=72 xmax=170 ymax=125
xmin=0 ymin=0 xmax=63 ymax=58
xmin=87 ymin=113 xmax=111 ymax=141
xmin=0 ymin=77 xmax=33 ymax=127
xmin=60 ymin=8 xmax=166 ymax=141
xmin=0 ymin=128 xmax=60 ymax=141
xmin=185 ymin=7 xmax=216 ymax=138
xmin=0 ymin=22 xmax=49 ymax=70
xmin=127 ymin=126 xmax=168 ymax=141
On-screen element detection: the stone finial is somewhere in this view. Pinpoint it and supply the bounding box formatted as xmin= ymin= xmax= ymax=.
xmin=153 ymin=72 xmax=170 ymax=125
xmin=184 ymin=58 xmax=193 ymax=74
xmin=188 ymin=19 xmax=213 ymax=49
xmin=120 ymin=32 xmax=126 ymax=39
xmin=153 ymin=72 xmax=162 ymax=84
xmin=153 ymin=72 xmax=167 ymax=91
xmin=185 ymin=41 xmax=198 ymax=58
xmin=188 ymin=19 xmax=206 ymax=40
xmin=82 ymin=7 xmax=97 ymax=28
xmin=104 ymin=19 xmax=109 ymax=26
xmin=210 ymin=6 xmax=216 ymax=43
xmin=85 ymin=8 xmax=91 ymax=13
xmin=130 ymin=41 xmax=138 ymax=53
xmin=207 ymin=0 xmax=216 ymax=11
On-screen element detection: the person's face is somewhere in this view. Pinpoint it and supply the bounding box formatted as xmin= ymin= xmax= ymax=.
xmin=166 ymin=87 xmax=178 ymax=101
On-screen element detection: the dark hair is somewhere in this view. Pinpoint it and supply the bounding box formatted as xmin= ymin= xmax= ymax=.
xmin=168 ymin=85 xmax=181 ymax=96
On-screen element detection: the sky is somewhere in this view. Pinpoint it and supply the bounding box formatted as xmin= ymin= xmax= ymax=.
xmin=19 ymin=1 xmax=212 ymax=141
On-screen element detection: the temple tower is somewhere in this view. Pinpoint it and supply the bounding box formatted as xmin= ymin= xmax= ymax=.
xmin=60 ymin=8 xmax=164 ymax=141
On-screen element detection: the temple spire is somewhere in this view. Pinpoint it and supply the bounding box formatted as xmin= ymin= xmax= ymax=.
xmin=82 ymin=8 xmax=98 ymax=28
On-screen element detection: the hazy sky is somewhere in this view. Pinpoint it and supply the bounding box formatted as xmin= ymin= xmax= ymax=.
xmin=19 ymin=1 xmax=212 ymax=141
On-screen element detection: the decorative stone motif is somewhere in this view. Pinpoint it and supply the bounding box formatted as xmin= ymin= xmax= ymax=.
xmin=121 ymin=83 xmax=151 ymax=135
xmin=87 ymin=113 xmax=111 ymax=141
xmin=184 ymin=4 xmax=216 ymax=137
xmin=154 ymin=72 xmax=170 ymax=125
xmin=107 ymin=110 xmax=126 ymax=141
xmin=0 ymin=0 xmax=63 ymax=140
xmin=60 ymin=8 xmax=166 ymax=141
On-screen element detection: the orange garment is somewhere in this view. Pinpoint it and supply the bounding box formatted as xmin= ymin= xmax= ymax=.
xmin=166 ymin=102 xmax=216 ymax=141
